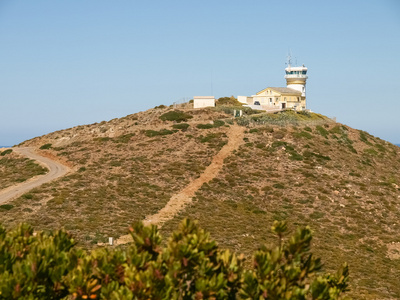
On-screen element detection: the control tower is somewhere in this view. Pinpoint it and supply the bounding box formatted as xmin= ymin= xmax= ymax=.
xmin=284 ymin=56 xmax=308 ymax=97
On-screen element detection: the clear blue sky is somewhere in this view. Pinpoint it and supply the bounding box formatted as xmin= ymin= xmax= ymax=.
xmin=1 ymin=0 xmax=399 ymax=145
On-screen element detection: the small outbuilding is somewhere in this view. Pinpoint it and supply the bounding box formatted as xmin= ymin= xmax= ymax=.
xmin=193 ymin=96 xmax=215 ymax=109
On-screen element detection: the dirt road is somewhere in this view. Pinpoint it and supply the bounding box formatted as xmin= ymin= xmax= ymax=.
xmin=0 ymin=147 xmax=70 ymax=205
xmin=114 ymin=125 xmax=245 ymax=245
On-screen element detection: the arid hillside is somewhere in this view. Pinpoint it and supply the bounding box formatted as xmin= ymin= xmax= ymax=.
xmin=1 ymin=104 xmax=399 ymax=298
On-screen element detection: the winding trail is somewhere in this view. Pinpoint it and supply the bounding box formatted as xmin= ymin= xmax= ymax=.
xmin=0 ymin=147 xmax=70 ymax=204
xmin=115 ymin=125 xmax=245 ymax=245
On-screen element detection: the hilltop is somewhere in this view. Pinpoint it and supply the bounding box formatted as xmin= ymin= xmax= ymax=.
xmin=0 ymin=103 xmax=400 ymax=298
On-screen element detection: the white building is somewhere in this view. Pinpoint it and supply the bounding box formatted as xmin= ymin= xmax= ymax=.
xmin=238 ymin=60 xmax=308 ymax=111
xmin=193 ymin=96 xmax=216 ymax=109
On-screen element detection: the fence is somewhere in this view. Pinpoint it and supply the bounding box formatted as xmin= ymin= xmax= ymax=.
xmin=173 ymin=98 xmax=193 ymax=109
xmin=235 ymin=113 xmax=337 ymax=127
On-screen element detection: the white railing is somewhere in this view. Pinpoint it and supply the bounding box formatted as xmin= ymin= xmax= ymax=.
xmin=284 ymin=74 xmax=308 ymax=79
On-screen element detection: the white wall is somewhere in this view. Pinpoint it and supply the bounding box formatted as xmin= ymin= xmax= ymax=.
xmin=193 ymin=97 xmax=215 ymax=108
xmin=237 ymin=96 xmax=248 ymax=104
xmin=287 ymin=84 xmax=306 ymax=97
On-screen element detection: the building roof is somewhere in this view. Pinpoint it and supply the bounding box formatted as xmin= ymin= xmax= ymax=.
xmin=193 ymin=96 xmax=215 ymax=99
xmin=257 ymin=87 xmax=301 ymax=95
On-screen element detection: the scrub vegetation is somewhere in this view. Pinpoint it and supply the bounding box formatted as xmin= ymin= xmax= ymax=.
xmin=2 ymin=104 xmax=400 ymax=298
xmin=0 ymin=153 xmax=47 ymax=190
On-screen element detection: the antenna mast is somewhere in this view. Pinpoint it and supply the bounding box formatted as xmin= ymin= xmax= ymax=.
xmin=286 ymin=50 xmax=292 ymax=67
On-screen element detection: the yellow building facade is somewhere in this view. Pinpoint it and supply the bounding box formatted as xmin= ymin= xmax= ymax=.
xmin=253 ymin=87 xmax=305 ymax=110
xmin=237 ymin=61 xmax=308 ymax=111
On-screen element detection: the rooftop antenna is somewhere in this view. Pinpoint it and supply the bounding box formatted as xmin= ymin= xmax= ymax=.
xmin=286 ymin=50 xmax=292 ymax=67
xmin=211 ymin=69 xmax=213 ymax=95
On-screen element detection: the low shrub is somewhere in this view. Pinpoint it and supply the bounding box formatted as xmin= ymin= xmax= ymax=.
xmin=293 ymin=131 xmax=313 ymax=139
xmin=172 ymin=123 xmax=190 ymax=131
xmin=22 ymin=193 xmax=33 ymax=199
xmin=288 ymin=150 xmax=304 ymax=161
xmin=0 ymin=149 xmax=12 ymax=156
xmin=145 ymin=129 xmax=175 ymax=137
xmin=93 ymin=137 xmax=111 ymax=142
xmin=273 ymin=183 xmax=285 ymax=189
xmin=114 ymin=133 xmax=135 ymax=143
xmin=197 ymin=120 xmax=225 ymax=129
xmin=216 ymin=96 xmax=242 ymax=106
xmin=359 ymin=130 xmax=372 ymax=144
xmin=196 ymin=123 xmax=214 ymax=129
xmin=213 ymin=120 xmax=225 ymax=127
xmin=316 ymin=126 xmax=329 ymax=138
xmin=0 ymin=204 xmax=14 ymax=210
xmin=303 ymin=151 xmax=331 ymax=161
xmin=159 ymin=110 xmax=193 ymax=123
xmin=39 ymin=143 xmax=52 ymax=150
xmin=329 ymin=125 xmax=343 ymax=134
xmin=304 ymin=126 xmax=312 ymax=132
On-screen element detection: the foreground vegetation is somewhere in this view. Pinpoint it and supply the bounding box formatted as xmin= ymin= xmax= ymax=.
xmin=0 ymin=219 xmax=349 ymax=299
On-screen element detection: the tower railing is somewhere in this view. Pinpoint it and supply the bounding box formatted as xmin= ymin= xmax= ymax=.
xmin=284 ymin=74 xmax=308 ymax=79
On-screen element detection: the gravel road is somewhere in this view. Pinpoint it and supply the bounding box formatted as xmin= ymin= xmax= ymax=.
xmin=0 ymin=147 xmax=70 ymax=205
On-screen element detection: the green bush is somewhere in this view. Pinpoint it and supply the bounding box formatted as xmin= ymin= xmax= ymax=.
xmin=288 ymin=150 xmax=304 ymax=161
xmin=293 ymin=131 xmax=313 ymax=139
xmin=0 ymin=220 xmax=349 ymax=299
xmin=304 ymin=126 xmax=312 ymax=132
xmin=316 ymin=126 xmax=329 ymax=139
xmin=329 ymin=125 xmax=343 ymax=134
xmin=213 ymin=120 xmax=225 ymax=127
xmin=93 ymin=137 xmax=111 ymax=142
xmin=197 ymin=120 xmax=226 ymax=129
xmin=216 ymin=96 xmax=242 ymax=106
xmin=196 ymin=123 xmax=214 ymax=129
xmin=159 ymin=110 xmax=193 ymax=123
xmin=0 ymin=204 xmax=13 ymax=211
xmin=359 ymin=130 xmax=372 ymax=144
xmin=39 ymin=143 xmax=52 ymax=150
xmin=0 ymin=149 xmax=12 ymax=156
xmin=172 ymin=123 xmax=190 ymax=131
xmin=113 ymin=133 xmax=135 ymax=143
xmin=273 ymin=183 xmax=285 ymax=189
xmin=145 ymin=129 xmax=175 ymax=137
xmin=303 ymin=151 xmax=331 ymax=161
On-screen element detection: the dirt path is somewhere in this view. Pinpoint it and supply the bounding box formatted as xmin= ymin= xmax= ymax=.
xmin=0 ymin=147 xmax=70 ymax=205
xmin=115 ymin=125 xmax=245 ymax=245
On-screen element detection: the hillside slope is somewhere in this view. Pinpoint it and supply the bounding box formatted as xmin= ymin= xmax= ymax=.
xmin=1 ymin=105 xmax=399 ymax=298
